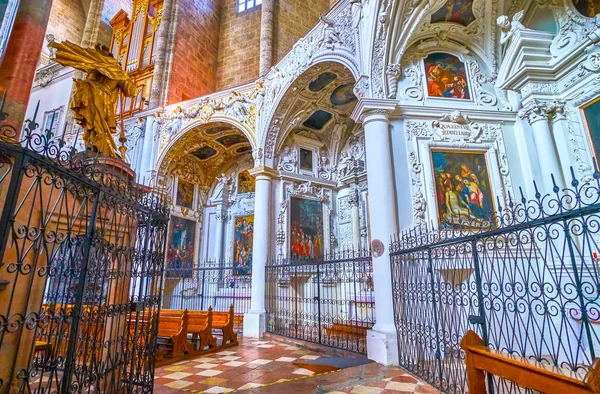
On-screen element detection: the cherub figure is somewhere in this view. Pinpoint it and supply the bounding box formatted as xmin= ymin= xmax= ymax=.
xmin=49 ymin=40 xmax=137 ymax=158
xmin=497 ymin=10 xmax=528 ymax=46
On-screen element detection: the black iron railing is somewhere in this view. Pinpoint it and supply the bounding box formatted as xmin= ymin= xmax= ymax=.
xmin=162 ymin=265 xmax=251 ymax=332
xmin=265 ymin=250 xmax=374 ymax=354
xmin=390 ymin=169 xmax=600 ymax=393
xmin=0 ymin=111 xmax=169 ymax=393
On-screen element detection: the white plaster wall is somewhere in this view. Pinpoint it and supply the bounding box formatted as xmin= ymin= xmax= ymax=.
xmin=25 ymin=71 xmax=75 ymax=135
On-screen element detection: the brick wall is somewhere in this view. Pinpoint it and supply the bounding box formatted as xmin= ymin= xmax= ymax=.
xmin=273 ymin=0 xmax=329 ymax=63
xmin=215 ymin=0 xmax=261 ymax=91
xmin=46 ymin=0 xmax=86 ymax=44
xmin=167 ymin=0 xmax=223 ymax=104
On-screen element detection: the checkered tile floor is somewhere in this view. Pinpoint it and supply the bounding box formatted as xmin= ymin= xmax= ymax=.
xmin=154 ymin=340 xmax=331 ymax=393
xmin=153 ymin=339 xmax=439 ymax=394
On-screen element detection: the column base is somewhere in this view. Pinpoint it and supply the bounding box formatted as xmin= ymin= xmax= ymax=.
xmin=367 ymin=327 xmax=399 ymax=366
xmin=243 ymin=310 xmax=266 ymax=338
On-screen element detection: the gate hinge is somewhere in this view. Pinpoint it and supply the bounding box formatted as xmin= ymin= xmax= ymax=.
xmin=468 ymin=315 xmax=485 ymax=325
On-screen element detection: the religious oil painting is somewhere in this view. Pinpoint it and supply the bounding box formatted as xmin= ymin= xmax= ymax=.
xmin=166 ymin=216 xmax=196 ymax=278
xmin=216 ymin=134 xmax=248 ymax=147
xmin=300 ymin=148 xmax=314 ymax=171
xmin=431 ymin=0 xmax=476 ymax=26
xmin=573 ymin=0 xmax=600 ymax=17
xmin=581 ymin=98 xmax=600 ymax=165
xmin=424 ymin=53 xmax=471 ymax=100
xmin=233 ymin=215 xmax=254 ymax=275
xmin=432 ymin=151 xmax=494 ymax=229
xmin=176 ymin=179 xmax=194 ymax=209
xmin=290 ymin=197 xmax=324 ymax=260
xmin=309 ymin=72 xmax=338 ymax=92
xmin=237 ymin=170 xmax=255 ymax=194
xmin=330 ymin=83 xmax=357 ymax=106
xmin=191 ymin=145 xmax=217 ymax=160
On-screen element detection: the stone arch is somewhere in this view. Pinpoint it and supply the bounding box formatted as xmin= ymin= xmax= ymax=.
xmin=375 ymin=0 xmax=499 ymax=99
xmin=155 ymin=115 xmax=257 ymax=176
xmin=155 ymin=119 xmax=256 ymax=188
xmin=259 ymin=58 xmax=360 ymax=167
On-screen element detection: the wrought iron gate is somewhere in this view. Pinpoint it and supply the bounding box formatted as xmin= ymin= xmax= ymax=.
xmin=265 ymin=251 xmax=374 ymax=354
xmin=390 ymin=172 xmax=600 ymax=393
xmin=0 ymin=118 xmax=169 ymax=393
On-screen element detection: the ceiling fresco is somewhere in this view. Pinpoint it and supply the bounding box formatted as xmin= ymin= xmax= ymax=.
xmin=161 ymin=122 xmax=252 ymax=185
xmin=271 ymin=62 xmax=358 ymax=155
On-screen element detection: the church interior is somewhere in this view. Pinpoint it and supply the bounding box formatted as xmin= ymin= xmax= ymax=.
xmin=2 ymin=0 xmax=600 ymax=392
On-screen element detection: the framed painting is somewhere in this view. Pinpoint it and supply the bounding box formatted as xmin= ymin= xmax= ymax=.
xmin=424 ymin=53 xmax=471 ymax=100
xmin=233 ymin=215 xmax=254 ymax=275
xmin=299 ymin=148 xmax=314 ymax=171
xmin=176 ymin=179 xmax=194 ymax=209
xmin=581 ymin=98 xmax=600 ymax=166
xmin=573 ymin=0 xmax=599 ymax=17
xmin=430 ymin=0 xmax=476 ymax=26
xmin=237 ymin=170 xmax=255 ymax=194
xmin=165 ymin=216 xmax=196 ymax=278
xmin=431 ymin=150 xmax=494 ymax=229
xmin=290 ymin=197 xmax=324 ymax=260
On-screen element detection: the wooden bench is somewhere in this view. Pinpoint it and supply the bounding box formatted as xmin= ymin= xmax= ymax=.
xmin=187 ymin=307 xmax=217 ymax=351
xmin=155 ymin=309 xmax=192 ymax=357
xmin=325 ymin=321 xmax=373 ymax=339
xmin=190 ymin=305 xmax=238 ymax=345
xmin=461 ymin=330 xmax=600 ymax=393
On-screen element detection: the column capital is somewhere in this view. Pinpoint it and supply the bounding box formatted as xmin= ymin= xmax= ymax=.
xmin=350 ymin=98 xmax=397 ymax=124
xmin=518 ymin=99 xmax=566 ymax=124
xmin=248 ymin=166 xmax=278 ymax=179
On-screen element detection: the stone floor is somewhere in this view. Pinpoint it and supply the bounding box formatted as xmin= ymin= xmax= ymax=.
xmin=154 ymin=338 xmax=440 ymax=394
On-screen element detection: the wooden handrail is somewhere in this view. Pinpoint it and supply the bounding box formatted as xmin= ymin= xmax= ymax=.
xmin=460 ymin=330 xmax=600 ymax=394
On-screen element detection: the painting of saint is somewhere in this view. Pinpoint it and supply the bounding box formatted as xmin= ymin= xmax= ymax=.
xmin=166 ymin=216 xmax=196 ymax=278
xmin=290 ymin=197 xmax=324 ymax=261
xmin=233 ymin=216 xmax=254 ymax=275
xmin=300 ymin=148 xmax=314 ymax=171
xmin=176 ymin=179 xmax=194 ymax=209
xmin=581 ymin=98 xmax=600 ymax=166
xmin=424 ymin=53 xmax=470 ymax=100
xmin=573 ymin=0 xmax=600 ymax=17
xmin=237 ymin=170 xmax=255 ymax=194
xmin=431 ymin=0 xmax=476 ymax=26
xmin=432 ymin=151 xmax=494 ymax=229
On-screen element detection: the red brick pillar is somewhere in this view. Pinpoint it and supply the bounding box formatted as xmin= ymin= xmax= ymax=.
xmin=0 ymin=0 xmax=53 ymax=135
xmin=259 ymin=0 xmax=274 ymax=76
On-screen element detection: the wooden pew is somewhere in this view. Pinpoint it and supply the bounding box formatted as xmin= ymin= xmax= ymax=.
xmin=187 ymin=307 xmax=217 ymax=351
xmin=155 ymin=309 xmax=192 ymax=357
xmin=461 ymin=330 xmax=600 ymax=394
xmin=190 ymin=305 xmax=238 ymax=345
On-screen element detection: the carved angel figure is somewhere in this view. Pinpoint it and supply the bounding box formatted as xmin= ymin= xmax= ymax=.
xmin=278 ymin=146 xmax=298 ymax=172
xmin=319 ymin=14 xmax=342 ymax=49
xmin=497 ymin=10 xmax=528 ymax=46
xmin=49 ymin=41 xmax=137 ymax=158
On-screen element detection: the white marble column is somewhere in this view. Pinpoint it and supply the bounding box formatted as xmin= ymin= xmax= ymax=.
xmin=243 ymin=166 xmax=276 ymax=338
xmin=138 ymin=115 xmax=155 ymax=184
xmin=519 ymin=100 xmax=565 ymax=193
xmin=351 ymin=99 xmax=399 ymax=365
xmin=349 ymin=188 xmax=360 ymax=251
xmin=214 ymin=175 xmax=232 ymax=263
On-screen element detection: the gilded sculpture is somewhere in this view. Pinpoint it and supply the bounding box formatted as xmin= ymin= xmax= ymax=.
xmin=49 ymin=40 xmax=137 ymax=158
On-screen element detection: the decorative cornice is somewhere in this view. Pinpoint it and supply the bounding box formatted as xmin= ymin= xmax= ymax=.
xmin=248 ymin=166 xmax=279 ymax=178
xmin=350 ymin=98 xmax=397 ymax=123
